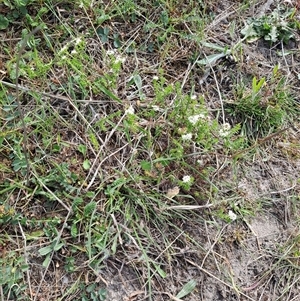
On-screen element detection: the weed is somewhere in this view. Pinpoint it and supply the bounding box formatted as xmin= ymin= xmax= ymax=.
xmin=80 ymin=283 xmax=107 ymax=301
xmin=0 ymin=251 xmax=29 ymax=300
xmin=0 ymin=0 xmax=299 ymax=300
xmin=0 ymin=0 xmax=32 ymax=30
xmin=224 ymin=68 xmax=298 ymax=138
xmin=241 ymin=7 xmax=299 ymax=44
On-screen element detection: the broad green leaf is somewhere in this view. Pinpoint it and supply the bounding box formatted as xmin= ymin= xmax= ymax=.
xmin=133 ymin=74 xmax=143 ymax=91
xmin=252 ymin=76 xmax=265 ymax=93
xmin=0 ymin=15 xmax=9 ymax=30
xmin=85 ymin=191 xmax=95 ymax=198
xmin=111 ymin=234 xmax=118 ymax=255
xmin=25 ymin=230 xmax=44 ymax=240
xmin=21 ymin=264 xmax=29 ymax=272
xmin=84 ymin=201 xmax=96 ymax=217
xmin=83 ymin=159 xmax=91 ymax=170
xmin=87 ymin=283 xmax=96 ymax=293
xmin=140 ymin=160 xmax=151 ymax=171
xmin=42 ymin=254 xmax=51 ymax=267
xmin=39 ymin=245 xmax=52 ymax=256
xmin=96 ymin=27 xmax=109 ymax=43
xmin=241 ymin=23 xmax=258 ymax=39
xmin=113 ymin=33 xmax=122 ymax=48
xmin=78 ymin=144 xmax=87 ymax=156
xmin=96 ymin=82 xmax=121 ymax=103
xmin=132 ymin=73 xmax=145 ymax=99
xmin=96 ymin=15 xmax=110 ymax=25
xmin=268 ymin=26 xmax=278 ymax=42
xmin=98 ymin=288 xmax=107 ymax=301
xmin=197 ymin=52 xmax=227 ymax=65
xmin=153 ymin=263 xmax=167 ymax=278
xmin=201 ymin=42 xmax=227 ymax=52
xmin=176 ymin=279 xmax=197 ymax=299
xmin=53 ymin=242 xmax=64 ymax=251
xmin=71 ymin=223 xmax=78 ymax=238
xmin=88 ymin=131 xmax=100 ymax=151
xmin=272 ymin=64 xmax=279 ymax=76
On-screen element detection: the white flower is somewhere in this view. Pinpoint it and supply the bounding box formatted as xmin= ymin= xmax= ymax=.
xmin=107 ymin=50 xmax=116 ymax=56
xmin=219 ymin=129 xmax=229 ymax=137
xmin=191 ymin=94 xmax=197 ymax=100
xmin=182 ymin=175 xmax=191 ymax=183
xmin=228 ymin=210 xmax=237 ymax=221
xmin=71 ymin=49 xmax=77 ymax=54
xmin=152 ymin=105 xmax=160 ymax=111
xmin=188 ymin=114 xmax=205 ymax=125
xmin=59 ymin=45 xmax=68 ymax=54
xmin=75 ymin=37 xmax=82 ymax=45
xmin=219 ymin=123 xmax=231 ymax=137
xmin=125 ymin=105 xmax=135 ymax=115
xmin=197 ymin=159 xmax=204 ymax=165
xmin=182 ymin=133 xmax=192 ymax=141
xmin=153 ymin=75 xmax=159 ymax=81
xmin=223 ymin=123 xmax=231 ymax=130
xmin=115 ymin=55 xmax=126 ymax=64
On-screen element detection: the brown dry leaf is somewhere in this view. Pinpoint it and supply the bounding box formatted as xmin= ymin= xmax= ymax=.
xmin=166 ymin=186 xmax=180 ymax=198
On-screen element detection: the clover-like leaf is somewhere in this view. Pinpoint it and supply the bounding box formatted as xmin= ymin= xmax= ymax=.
xmin=0 ymin=15 xmax=9 ymax=30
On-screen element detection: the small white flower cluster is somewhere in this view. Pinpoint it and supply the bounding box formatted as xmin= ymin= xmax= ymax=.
xmin=107 ymin=49 xmax=116 ymax=56
xmin=188 ymin=114 xmax=206 ymax=125
xmin=59 ymin=37 xmax=83 ymax=56
xmin=190 ymin=94 xmax=197 ymax=100
xmin=152 ymin=105 xmax=161 ymax=112
xmin=125 ymin=105 xmax=135 ymax=115
xmin=219 ymin=123 xmax=231 ymax=137
xmin=228 ymin=210 xmax=237 ymax=221
xmin=106 ymin=49 xmax=126 ymax=64
xmin=197 ymin=159 xmax=204 ymax=165
xmin=59 ymin=45 xmax=68 ymax=54
xmin=182 ymin=175 xmax=191 ymax=183
xmin=74 ymin=37 xmax=82 ymax=45
xmin=182 ymin=133 xmax=193 ymax=141
xmin=71 ymin=38 xmax=82 ymax=54
xmin=153 ymin=75 xmax=159 ymax=81
xmin=115 ymin=55 xmax=126 ymax=64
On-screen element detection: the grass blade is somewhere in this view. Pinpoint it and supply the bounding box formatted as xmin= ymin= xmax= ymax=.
xmin=176 ymin=279 xmax=197 ymax=299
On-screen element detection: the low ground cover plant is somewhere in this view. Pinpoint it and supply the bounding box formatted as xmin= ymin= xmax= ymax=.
xmin=0 ymin=0 xmax=299 ymax=300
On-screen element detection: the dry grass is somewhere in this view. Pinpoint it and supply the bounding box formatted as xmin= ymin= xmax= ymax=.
xmin=0 ymin=0 xmax=299 ymax=300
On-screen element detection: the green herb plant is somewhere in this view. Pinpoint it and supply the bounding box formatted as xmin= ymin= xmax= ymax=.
xmin=241 ymin=7 xmax=299 ymax=43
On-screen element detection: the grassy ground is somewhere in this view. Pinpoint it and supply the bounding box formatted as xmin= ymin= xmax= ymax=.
xmin=0 ymin=0 xmax=300 ymax=300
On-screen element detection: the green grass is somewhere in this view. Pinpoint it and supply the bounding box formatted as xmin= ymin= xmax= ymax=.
xmin=0 ymin=0 xmax=299 ymax=300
